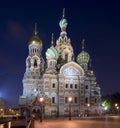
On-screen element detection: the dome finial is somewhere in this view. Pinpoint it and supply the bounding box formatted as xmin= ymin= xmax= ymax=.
xmin=59 ymin=8 xmax=68 ymax=31
xmin=34 ymin=23 xmax=38 ymax=36
xmin=51 ymin=33 xmax=54 ymax=46
xmin=82 ymin=38 xmax=85 ymax=50
xmin=62 ymin=8 xmax=65 ymax=18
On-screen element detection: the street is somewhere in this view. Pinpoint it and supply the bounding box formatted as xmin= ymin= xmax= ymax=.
xmin=34 ymin=116 xmax=120 ymax=128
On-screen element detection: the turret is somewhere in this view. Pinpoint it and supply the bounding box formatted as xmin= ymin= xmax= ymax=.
xmin=25 ymin=23 xmax=44 ymax=74
xmin=55 ymin=8 xmax=74 ymax=66
xmin=45 ymin=33 xmax=59 ymax=74
xmin=77 ymin=39 xmax=90 ymax=71
xmin=22 ymin=23 xmax=44 ymax=100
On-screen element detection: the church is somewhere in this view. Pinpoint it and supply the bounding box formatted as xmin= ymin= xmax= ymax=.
xmin=19 ymin=9 xmax=101 ymax=117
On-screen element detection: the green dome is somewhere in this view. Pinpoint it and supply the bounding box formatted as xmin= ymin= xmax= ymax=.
xmin=46 ymin=46 xmax=59 ymax=59
xmin=77 ymin=51 xmax=90 ymax=64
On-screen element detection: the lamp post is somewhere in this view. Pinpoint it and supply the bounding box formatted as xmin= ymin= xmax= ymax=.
xmin=0 ymin=108 xmax=4 ymax=117
xmin=68 ymin=97 xmax=72 ymax=120
xmin=40 ymin=97 xmax=44 ymax=122
xmin=115 ymin=103 xmax=119 ymax=115
xmin=87 ymin=103 xmax=90 ymax=116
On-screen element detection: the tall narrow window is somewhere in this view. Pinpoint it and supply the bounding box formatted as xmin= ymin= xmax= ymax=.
xmin=86 ymin=85 xmax=88 ymax=89
xmin=85 ymin=97 xmax=88 ymax=104
xmin=65 ymin=54 xmax=68 ymax=62
xmin=95 ymin=98 xmax=97 ymax=103
xmin=75 ymin=97 xmax=77 ymax=103
xmin=75 ymin=84 xmax=77 ymax=89
xmin=52 ymin=97 xmax=55 ymax=104
xmin=70 ymin=84 xmax=73 ymax=88
xmin=52 ymin=83 xmax=55 ymax=88
xmin=65 ymin=97 xmax=68 ymax=103
xmin=65 ymin=84 xmax=68 ymax=88
xmin=34 ymin=59 xmax=37 ymax=68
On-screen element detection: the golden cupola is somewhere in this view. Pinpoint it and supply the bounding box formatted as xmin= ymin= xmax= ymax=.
xmin=29 ymin=23 xmax=42 ymax=48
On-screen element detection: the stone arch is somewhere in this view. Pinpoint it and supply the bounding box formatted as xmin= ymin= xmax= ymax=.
xmin=32 ymin=55 xmax=40 ymax=68
xmin=62 ymin=47 xmax=73 ymax=62
xmin=31 ymin=106 xmax=41 ymax=119
xmin=60 ymin=61 xmax=84 ymax=77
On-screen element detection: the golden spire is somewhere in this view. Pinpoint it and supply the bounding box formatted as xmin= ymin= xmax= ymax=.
xmin=34 ymin=22 xmax=38 ymax=36
xmin=62 ymin=8 xmax=65 ymax=18
xmin=82 ymin=38 xmax=85 ymax=50
xmin=51 ymin=33 xmax=54 ymax=46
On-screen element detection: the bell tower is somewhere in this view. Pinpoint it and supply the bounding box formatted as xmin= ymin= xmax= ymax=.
xmin=22 ymin=23 xmax=44 ymax=103
xmin=55 ymin=9 xmax=74 ymax=67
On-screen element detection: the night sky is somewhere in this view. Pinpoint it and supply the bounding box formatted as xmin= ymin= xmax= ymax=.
xmin=0 ymin=0 xmax=120 ymax=107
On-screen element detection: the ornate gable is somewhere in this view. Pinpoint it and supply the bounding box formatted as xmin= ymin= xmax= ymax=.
xmin=60 ymin=61 xmax=84 ymax=76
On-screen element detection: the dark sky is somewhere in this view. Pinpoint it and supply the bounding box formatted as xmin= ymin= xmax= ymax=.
xmin=0 ymin=0 xmax=120 ymax=107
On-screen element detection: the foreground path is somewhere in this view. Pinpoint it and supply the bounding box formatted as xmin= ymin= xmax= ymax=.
xmin=34 ymin=116 xmax=120 ymax=128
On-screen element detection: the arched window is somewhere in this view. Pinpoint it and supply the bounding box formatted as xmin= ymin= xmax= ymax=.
xmin=70 ymin=84 xmax=73 ymax=88
xmin=34 ymin=59 xmax=37 ymax=68
xmin=75 ymin=97 xmax=78 ymax=103
xmin=65 ymin=84 xmax=68 ymax=88
xmin=86 ymin=85 xmax=88 ymax=89
xmin=95 ymin=98 xmax=97 ymax=103
xmin=52 ymin=83 xmax=55 ymax=88
xmin=35 ymin=48 xmax=36 ymax=53
xmin=75 ymin=84 xmax=77 ymax=89
xmin=65 ymin=54 xmax=68 ymax=62
xmin=52 ymin=97 xmax=55 ymax=104
xmin=85 ymin=97 xmax=88 ymax=104
xmin=65 ymin=97 xmax=68 ymax=103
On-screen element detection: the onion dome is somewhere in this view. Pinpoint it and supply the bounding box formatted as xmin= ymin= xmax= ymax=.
xmin=77 ymin=39 xmax=90 ymax=64
xmin=46 ymin=46 xmax=59 ymax=59
xmin=29 ymin=23 xmax=42 ymax=48
xmin=77 ymin=51 xmax=90 ymax=63
xmin=46 ymin=33 xmax=59 ymax=59
xmin=59 ymin=8 xmax=68 ymax=31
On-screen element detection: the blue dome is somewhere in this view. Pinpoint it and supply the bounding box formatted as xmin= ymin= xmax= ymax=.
xmin=59 ymin=18 xmax=68 ymax=31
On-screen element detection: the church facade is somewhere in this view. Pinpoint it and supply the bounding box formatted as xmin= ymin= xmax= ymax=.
xmin=19 ymin=10 xmax=101 ymax=117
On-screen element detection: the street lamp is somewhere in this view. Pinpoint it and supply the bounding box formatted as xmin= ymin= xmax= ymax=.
xmin=87 ymin=104 xmax=90 ymax=107
xmin=114 ymin=103 xmax=119 ymax=115
xmin=115 ymin=103 xmax=118 ymax=107
xmin=40 ymin=97 xmax=44 ymax=122
xmin=0 ymin=108 xmax=4 ymax=117
xmin=87 ymin=103 xmax=90 ymax=116
xmin=68 ymin=97 xmax=72 ymax=120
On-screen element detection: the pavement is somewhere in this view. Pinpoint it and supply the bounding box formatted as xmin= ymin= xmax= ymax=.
xmin=34 ymin=116 xmax=120 ymax=128
xmin=11 ymin=115 xmax=120 ymax=128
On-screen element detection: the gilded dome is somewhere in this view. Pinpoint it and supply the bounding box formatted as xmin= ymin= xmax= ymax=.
xmin=29 ymin=35 xmax=42 ymax=47
xmin=46 ymin=46 xmax=59 ymax=59
xmin=77 ymin=51 xmax=90 ymax=64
